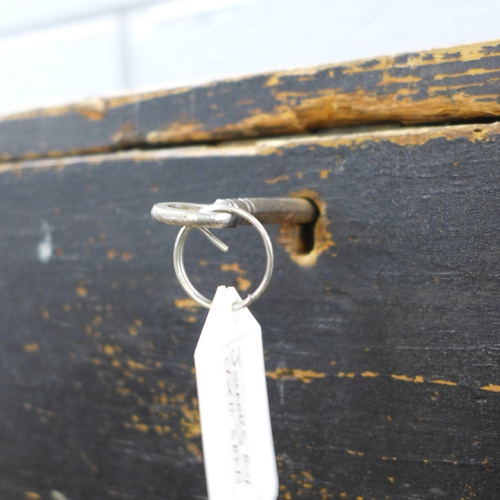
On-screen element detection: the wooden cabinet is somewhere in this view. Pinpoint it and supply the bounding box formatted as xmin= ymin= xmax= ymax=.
xmin=1 ymin=40 xmax=500 ymax=499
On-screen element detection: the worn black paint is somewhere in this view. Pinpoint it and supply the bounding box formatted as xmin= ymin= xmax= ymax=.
xmin=0 ymin=130 xmax=500 ymax=499
xmin=2 ymin=42 xmax=500 ymax=160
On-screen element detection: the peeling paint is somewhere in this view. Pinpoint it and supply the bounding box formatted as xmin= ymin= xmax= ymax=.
xmin=347 ymin=450 xmax=364 ymax=457
xmin=266 ymin=367 xmax=325 ymax=383
xmin=25 ymin=493 xmax=41 ymax=500
xmin=265 ymin=174 xmax=289 ymax=184
xmin=24 ymin=343 xmax=39 ymax=353
xmin=392 ymin=374 xmax=423 ymax=383
xmin=481 ymin=384 xmax=500 ymax=392
xmin=431 ymin=379 xmax=457 ymax=386
xmin=174 ymin=298 xmax=201 ymax=312
xmin=5 ymin=120 xmax=500 ymax=177
xmin=186 ymin=442 xmax=202 ymax=460
xmin=180 ymin=400 xmax=201 ymax=439
xmin=127 ymin=360 xmax=147 ymax=371
xmin=236 ymin=276 xmax=251 ymax=291
xmin=220 ymin=263 xmax=246 ymax=274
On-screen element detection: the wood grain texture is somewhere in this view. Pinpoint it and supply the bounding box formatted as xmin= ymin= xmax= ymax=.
xmin=3 ymin=40 xmax=500 ymax=160
xmin=1 ymin=122 xmax=500 ymax=499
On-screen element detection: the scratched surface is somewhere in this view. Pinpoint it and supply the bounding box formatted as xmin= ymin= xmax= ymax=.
xmin=0 ymin=121 xmax=500 ymax=499
xmin=3 ymin=40 xmax=500 ymax=160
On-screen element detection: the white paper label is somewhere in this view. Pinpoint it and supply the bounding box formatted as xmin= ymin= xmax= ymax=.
xmin=194 ymin=286 xmax=279 ymax=500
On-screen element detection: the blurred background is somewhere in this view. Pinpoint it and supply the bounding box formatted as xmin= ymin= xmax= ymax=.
xmin=1 ymin=0 xmax=500 ymax=115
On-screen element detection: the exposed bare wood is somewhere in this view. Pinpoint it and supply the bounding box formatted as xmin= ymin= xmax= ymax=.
xmin=2 ymin=40 xmax=500 ymax=160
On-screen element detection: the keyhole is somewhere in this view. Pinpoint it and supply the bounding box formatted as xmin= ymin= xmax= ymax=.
xmin=296 ymin=199 xmax=319 ymax=254
xmin=277 ymin=190 xmax=332 ymax=267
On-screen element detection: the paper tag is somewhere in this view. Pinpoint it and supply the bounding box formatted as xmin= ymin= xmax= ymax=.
xmin=194 ymin=286 xmax=279 ymax=500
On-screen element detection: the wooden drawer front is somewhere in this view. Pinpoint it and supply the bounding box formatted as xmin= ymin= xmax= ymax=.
xmin=1 ymin=122 xmax=499 ymax=499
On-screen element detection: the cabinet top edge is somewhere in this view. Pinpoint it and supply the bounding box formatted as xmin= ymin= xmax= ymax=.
xmin=2 ymin=120 xmax=499 ymax=174
xmin=2 ymin=38 xmax=500 ymax=162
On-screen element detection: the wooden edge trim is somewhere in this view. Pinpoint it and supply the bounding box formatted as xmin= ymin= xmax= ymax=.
xmin=1 ymin=120 xmax=499 ymax=174
xmin=2 ymin=38 xmax=500 ymax=161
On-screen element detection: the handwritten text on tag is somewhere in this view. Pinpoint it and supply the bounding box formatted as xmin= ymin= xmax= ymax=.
xmin=194 ymin=286 xmax=278 ymax=500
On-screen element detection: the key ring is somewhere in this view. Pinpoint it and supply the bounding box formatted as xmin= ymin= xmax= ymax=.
xmin=153 ymin=196 xmax=316 ymax=310
xmin=173 ymin=204 xmax=274 ymax=311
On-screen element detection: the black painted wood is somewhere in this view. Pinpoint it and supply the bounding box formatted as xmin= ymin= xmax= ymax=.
xmin=1 ymin=127 xmax=499 ymax=499
xmin=3 ymin=39 xmax=500 ymax=161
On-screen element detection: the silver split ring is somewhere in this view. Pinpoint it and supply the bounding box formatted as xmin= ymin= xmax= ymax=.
xmin=173 ymin=205 xmax=274 ymax=310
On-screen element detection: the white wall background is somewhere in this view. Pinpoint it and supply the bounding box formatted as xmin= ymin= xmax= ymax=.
xmin=1 ymin=0 xmax=500 ymax=115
